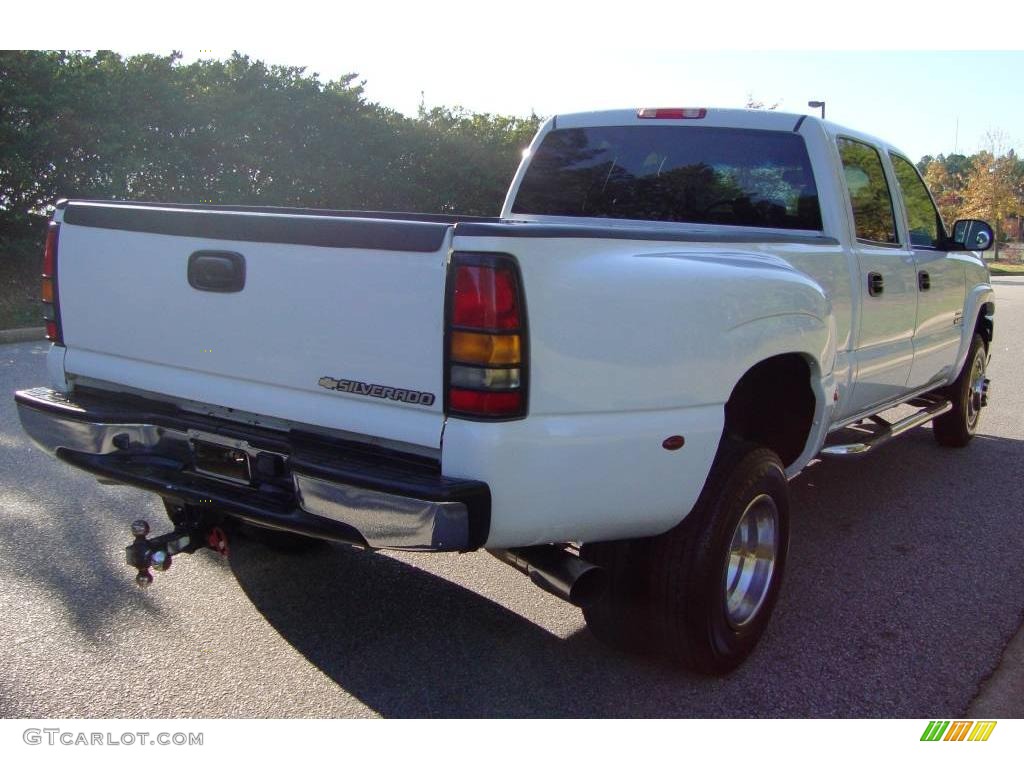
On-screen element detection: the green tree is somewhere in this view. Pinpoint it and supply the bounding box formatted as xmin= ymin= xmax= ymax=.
xmin=0 ymin=49 xmax=543 ymax=246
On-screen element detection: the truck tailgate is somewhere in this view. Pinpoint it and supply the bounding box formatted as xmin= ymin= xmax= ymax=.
xmin=55 ymin=202 xmax=451 ymax=449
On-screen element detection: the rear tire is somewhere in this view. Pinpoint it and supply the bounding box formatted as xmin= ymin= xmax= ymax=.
xmin=582 ymin=439 xmax=790 ymax=675
xmin=580 ymin=538 xmax=655 ymax=654
xmin=933 ymin=332 xmax=987 ymax=448
xmin=648 ymin=439 xmax=790 ymax=674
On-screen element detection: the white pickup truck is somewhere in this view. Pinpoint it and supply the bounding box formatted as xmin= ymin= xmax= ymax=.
xmin=16 ymin=107 xmax=996 ymax=674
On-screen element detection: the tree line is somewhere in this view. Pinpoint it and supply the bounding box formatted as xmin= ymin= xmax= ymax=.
xmin=2 ymin=50 xmax=1022 ymax=264
xmin=918 ymin=144 xmax=1024 ymax=258
xmin=0 ymin=50 xmax=540 ymax=253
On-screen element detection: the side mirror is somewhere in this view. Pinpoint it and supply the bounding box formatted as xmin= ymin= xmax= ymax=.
xmin=950 ymin=219 xmax=994 ymax=251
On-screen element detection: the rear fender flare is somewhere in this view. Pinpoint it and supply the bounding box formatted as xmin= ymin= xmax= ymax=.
xmin=721 ymin=312 xmax=836 ymax=474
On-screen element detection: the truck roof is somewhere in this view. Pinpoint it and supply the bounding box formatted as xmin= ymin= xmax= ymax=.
xmin=550 ymin=108 xmax=909 ymax=161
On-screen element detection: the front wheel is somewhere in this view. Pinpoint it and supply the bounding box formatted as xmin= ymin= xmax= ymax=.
xmin=933 ymin=333 xmax=988 ymax=448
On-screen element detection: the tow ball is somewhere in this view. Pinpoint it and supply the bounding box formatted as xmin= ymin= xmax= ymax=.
xmin=126 ymin=519 xmax=230 ymax=588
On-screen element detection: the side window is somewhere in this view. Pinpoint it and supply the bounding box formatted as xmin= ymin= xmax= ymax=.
xmin=837 ymin=137 xmax=898 ymax=245
xmin=890 ymin=153 xmax=945 ymax=248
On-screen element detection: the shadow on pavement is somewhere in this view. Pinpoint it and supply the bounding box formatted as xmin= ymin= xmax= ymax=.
xmin=0 ymin=483 xmax=166 ymax=643
xmin=229 ymin=538 xmax=678 ymax=717
xmin=230 ymin=427 xmax=1024 ymax=717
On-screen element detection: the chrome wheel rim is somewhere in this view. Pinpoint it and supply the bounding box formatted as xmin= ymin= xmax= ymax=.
xmin=967 ymin=350 xmax=987 ymax=432
xmin=724 ymin=494 xmax=779 ymax=629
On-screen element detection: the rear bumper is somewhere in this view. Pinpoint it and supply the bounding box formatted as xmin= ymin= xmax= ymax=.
xmin=15 ymin=387 xmax=489 ymax=551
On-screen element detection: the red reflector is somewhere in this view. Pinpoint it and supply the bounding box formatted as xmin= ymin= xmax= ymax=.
xmin=662 ymin=435 xmax=686 ymax=451
xmin=449 ymin=388 xmax=522 ymax=416
xmin=452 ymin=264 xmax=520 ymax=330
xmin=43 ymin=222 xmax=59 ymax=277
xmin=637 ymin=107 xmax=707 ymax=120
xmin=42 ymin=222 xmax=63 ymax=344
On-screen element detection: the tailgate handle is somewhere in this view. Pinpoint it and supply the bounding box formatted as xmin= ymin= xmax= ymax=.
xmin=188 ymin=251 xmax=245 ymax=293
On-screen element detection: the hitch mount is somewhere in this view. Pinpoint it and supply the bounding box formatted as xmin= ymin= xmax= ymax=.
xmin=125 ymin=518 xmax=228 ymax=587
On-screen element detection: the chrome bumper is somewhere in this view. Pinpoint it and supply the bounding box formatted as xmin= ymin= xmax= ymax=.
xmin=15 ymin=387 xmax=489 ymax=551
xmin=292 ymin=474 xmax=471 ymax=550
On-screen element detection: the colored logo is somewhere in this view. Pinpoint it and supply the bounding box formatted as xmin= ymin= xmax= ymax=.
xmin=921 ymin=720 xmax=996 ymax=742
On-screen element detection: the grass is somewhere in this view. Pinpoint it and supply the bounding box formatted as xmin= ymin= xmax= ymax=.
xmin=988 ymin=261 xmax=1024 ymax=276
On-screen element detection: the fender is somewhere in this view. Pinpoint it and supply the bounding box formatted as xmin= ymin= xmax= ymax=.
xmin=644 ymin=248 xmax=835 ymax=427
xmin=951 ymin=280 xmax=996 ymax=378
xmin=721 ymin=311 xmax=837 ymax=475
xmin=503 ymin=241 xmax=838 ymax=416
xmin=656 ymin=250 xmax=836 ymax=477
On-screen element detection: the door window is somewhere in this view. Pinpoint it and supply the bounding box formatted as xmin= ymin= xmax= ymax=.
xmin=890 ymin=153 xmax=945 ymax=248
xmin=837 ymin=137 xmax=898 ymax=245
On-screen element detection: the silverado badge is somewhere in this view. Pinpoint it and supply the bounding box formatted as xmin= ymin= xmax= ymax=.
xmin=318 ymin=376 xmax=436 ymax=406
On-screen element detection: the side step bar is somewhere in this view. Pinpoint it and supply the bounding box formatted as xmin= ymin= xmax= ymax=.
xmin=820 ymin=398 xmax=952 ymax=457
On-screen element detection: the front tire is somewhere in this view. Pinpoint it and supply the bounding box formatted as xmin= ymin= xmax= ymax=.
xmin=933 ymin=332 xmax=988 ymax=448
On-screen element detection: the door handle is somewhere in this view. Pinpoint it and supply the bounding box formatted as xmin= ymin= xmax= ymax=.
xmin=867 ymin=272 xmax=884 ymax=297
xmin=918 ymin=270 xmax=931 ymax=291
xmin=188 ymin=251 xmax=246 ymax=293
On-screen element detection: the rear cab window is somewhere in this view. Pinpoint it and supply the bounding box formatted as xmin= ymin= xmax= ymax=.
xmin=836 ymin=137 xmax=899 ymax=246
xmin=512 ymin=125 xmax=823 ymax=231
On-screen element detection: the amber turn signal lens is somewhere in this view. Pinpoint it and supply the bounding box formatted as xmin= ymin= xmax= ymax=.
xmin=41 ymin=278 xmax=54 ymax=304
xmin=450 ymin=330 xmax=520 ymax=365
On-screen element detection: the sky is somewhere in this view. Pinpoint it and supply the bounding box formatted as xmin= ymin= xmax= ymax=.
xmin=159 ymin=49 xmax=1020 ymax=164
xmin=9 ymin=1 xmax=1023 ymax=164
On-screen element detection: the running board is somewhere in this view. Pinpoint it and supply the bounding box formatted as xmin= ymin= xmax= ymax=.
xmin=820 ymin=398 xmax=952 ymax=457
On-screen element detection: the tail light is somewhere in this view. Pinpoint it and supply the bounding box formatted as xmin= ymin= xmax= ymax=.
xmin=41 ymin=221 xmax=63 ymax=344
xmin=445 ymin=253 xmax=527 ymax=420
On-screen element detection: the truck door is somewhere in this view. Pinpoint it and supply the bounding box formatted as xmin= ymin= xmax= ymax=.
xmin=889 ymin=152 xmax=966 ymax=389
xmin=836 ymin=137 xmax=918 ymax=416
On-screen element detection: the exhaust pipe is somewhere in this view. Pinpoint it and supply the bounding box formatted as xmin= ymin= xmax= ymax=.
xmin=491 ymin=545 xmax=607 ymax=608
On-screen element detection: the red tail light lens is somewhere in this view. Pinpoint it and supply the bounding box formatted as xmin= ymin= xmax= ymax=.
xmin=43 ymin=224 xmax=58 ymax=277
xmin=446 ymin=253 xmax=527 ymax=420
xmin=452 ymin=264 xmax=520 ymax=330
xmin=41 ymin=222 xmax=63 ymax=344
xmin=449 ymin=388 xmax=523 ymax=416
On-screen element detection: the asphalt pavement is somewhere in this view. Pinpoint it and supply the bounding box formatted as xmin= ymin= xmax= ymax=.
xmin=1 ymin=278 xmax=1022 ymax=718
